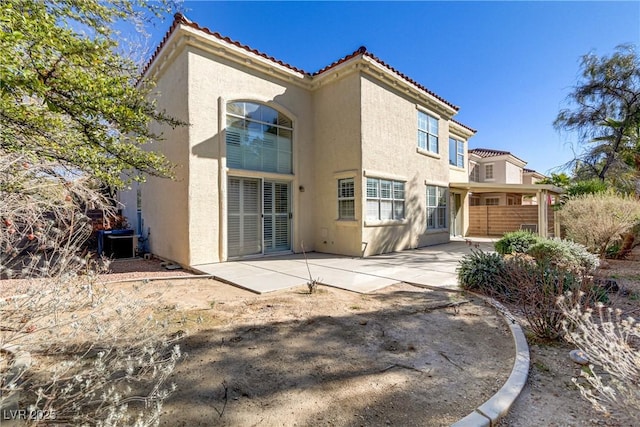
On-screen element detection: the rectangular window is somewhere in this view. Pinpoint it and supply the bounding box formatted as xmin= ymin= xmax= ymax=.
xmin=470 ymin=163 xmax=480 ymax=182
xmin=426 ymin=185 xmax=447 ymax=230
xmin=485 ymin=197 xmax=500 ymax=206
xmin=338 ymin=178 xmax=355 ymax=219
xmin=417 ymin=111 xmax=439 ymax=153
xmin=449 ymin=138 xmax=465 ymax=168
xmin=366 ymin=178 xmax=405 ymax=221
xmin=485 ymin=164 xmax=494 ymax=180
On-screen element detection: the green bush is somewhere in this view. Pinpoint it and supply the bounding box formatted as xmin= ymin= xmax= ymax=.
xmin=494 ymin=230 xmax=541 ymax=255
xmin=526 ymin=238 xmax=599 ymax=274
xmin=457 ymin=250 xmax=506 ymax=293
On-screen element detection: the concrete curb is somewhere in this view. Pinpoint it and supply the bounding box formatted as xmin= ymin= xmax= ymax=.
xmin=451 ymin=298 xmax=530 ymax=427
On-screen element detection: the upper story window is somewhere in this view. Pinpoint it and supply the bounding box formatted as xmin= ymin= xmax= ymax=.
xmin=417 ymin=111 xmax=439 ymax=153
xmin=337 ymin=178 xmax=355 ymax=220
xmin=366 ymin=178 xmax=405 ymax=221
xmin=449 ymin=138 xmax=464 ymax=168
xmin=485 ymin=164 xmax=494 ymax=180
xmin=226 ymin=101 xmax=293 ymax=174
xmin=470 ymin=162 xmax=480 ymax=182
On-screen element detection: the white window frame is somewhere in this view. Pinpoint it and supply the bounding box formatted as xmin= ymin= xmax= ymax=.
xmin=366 ymin=178 xmax=405 ymax=221
xmin=485 ymin=163 xmax=494 ymax=180
xmin=470 ymin=162 xmax=480 ymax=182
xmin=226 ymin=101 xmax=293 ymax=174
xmin=417 ymin=111 xmax=439 ymax=154
xmin=426 ymin=185 xmax=448 ymax=230
xmin=485 ymin=197 xmax=500 ymax=206
xmin=449 ymin=138 xmax=465 ymax=168
xmin=337 ymin=178 xmax=355 ymax=220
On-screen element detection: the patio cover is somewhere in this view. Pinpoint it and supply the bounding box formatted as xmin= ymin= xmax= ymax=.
xmin=449 ymin=183 xmax=564 ymax=237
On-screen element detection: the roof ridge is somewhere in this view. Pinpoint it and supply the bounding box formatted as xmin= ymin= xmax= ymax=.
xmin=142 ymin=13 xmax=306 ymax=77
xmin=451 ymin=118 xmax=477 ymax=134
xmin=312 ymin=46 xmax=368 ymax=75
xmin=143 ymin=15 xmax=465 ymax=116
xmin=361 ymin=51 xmax=459 ymax=112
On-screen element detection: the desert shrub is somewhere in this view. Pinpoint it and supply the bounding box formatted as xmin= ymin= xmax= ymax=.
xmin=558 ymin=192 xmax=640 ymax=257
xmin=496 ymin=258 xmax=594 ymax=340
xmin=1 ymin=152 xmax=180 ymax=426
xmin=526 ymin=238 xmax=599 ymax=275
xmin=494 ymin=230 xmax=541 ymax=255
xmin=559 ymin=297 xmax=640 ymax=422
xmin=457 ymin=250 xmax=506 ymax=293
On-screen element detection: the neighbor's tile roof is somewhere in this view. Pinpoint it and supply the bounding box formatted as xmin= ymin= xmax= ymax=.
xmin=144 ymin=13 xmax=467 ymax=116
xmin=469 ymin=148 xmax=512 ymax=158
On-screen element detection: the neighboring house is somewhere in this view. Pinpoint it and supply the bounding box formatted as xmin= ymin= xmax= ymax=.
xmin=522 ymin=168 xmax=547 ymax=205
xmin=118 ymin=13 xmax=479 ymax=267
xmin=451 ymin=148 xmax=562 ymax=237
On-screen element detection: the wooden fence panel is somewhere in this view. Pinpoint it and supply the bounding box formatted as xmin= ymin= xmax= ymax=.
xmin=468 ymin=205 xmax=555 ymax=237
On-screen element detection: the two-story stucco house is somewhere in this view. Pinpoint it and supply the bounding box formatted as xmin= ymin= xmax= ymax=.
xmin=120 ymin=14 xmax=480 ymax=267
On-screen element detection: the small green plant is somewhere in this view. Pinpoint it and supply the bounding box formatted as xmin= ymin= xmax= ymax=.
xmin=457 ymin=249 xmax=506 ymax=293
xmin=526 ymin=238 xmax=599 ymax=274
xmin=494 ymin=230 xmax=541 ymax=255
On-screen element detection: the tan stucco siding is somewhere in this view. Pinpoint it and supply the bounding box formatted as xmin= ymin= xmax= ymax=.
xmin=141 ymin=48 xmax=190 ymax=265
xmin=312 ymin=72 xmax=362 ymax=256
xmin=186 ymin=47 xmax=315 ymax=264
xmin=359 ymin=74 xmax=451 ymax=255
xmin=505 ymin=161 xmax=523 ymax=184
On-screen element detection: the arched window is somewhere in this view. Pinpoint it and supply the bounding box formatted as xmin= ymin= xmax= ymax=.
xmin=226 ymin=102 xmax=293 ymax=174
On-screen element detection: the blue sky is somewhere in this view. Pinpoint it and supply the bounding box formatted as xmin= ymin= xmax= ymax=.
xmin=147 ymin=1 xmax=639 ymax=175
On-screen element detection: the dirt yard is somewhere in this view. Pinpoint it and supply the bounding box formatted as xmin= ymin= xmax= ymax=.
xmin=102 ymin=249 xmax=639 ymax=427
xmin=107 ymin=276 xmax=511 ymax=426
xmin=5 ymin=250 xmax=637 ymax=426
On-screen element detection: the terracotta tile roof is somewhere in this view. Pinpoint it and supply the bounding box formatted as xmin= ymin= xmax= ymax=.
xmin=523 ymin=168 xmax=543 ymax=174
xmin=451 ymin=119 xmax=477 ymax=134
xmin=312 ymin=46 xmax=459 ymax=111
xmin=142 ymin=13 xmax=306 ymax=77
xmin=143 ymin=14 xmax=471 ymax=120
xmin=469 ymin=148 xmax=512 ymax=158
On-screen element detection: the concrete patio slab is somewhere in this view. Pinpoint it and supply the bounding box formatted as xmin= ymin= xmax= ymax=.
xmin=192 ymin=238 xmax=496 ymax=294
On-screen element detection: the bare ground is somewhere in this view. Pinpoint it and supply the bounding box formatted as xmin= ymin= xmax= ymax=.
xmin=4 ymin=250 xmax=638 ymax=426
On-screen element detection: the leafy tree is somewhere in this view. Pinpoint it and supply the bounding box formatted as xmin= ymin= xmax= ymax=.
xmin=555 ymin=45 xmax=640 ymax=193
xmin=0 ymin=0 xmax=184 ymax=190
xmin=538 ymin=172 xmax=572 ymax=188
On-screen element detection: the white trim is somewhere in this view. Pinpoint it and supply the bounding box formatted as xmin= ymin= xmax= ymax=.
xmin=362 ymin=169 xmax=407 ymax=181
xmin=364 ymin=219 xmax=407 ymax=227
xmin=417 ymin=147 xmax=441 ymax=159
xmin=333 ymin=169 xmax=359 ymax=179
xmin=415 ymin=104 xmax=442 ymax=119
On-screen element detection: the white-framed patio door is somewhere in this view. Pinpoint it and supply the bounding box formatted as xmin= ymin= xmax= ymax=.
xmin=263 ymin=181 xmax=291 ymax=253
xmin=227 ymin=177 xmax=291 ymax=258
xmin=450 ymin=192 xmax=462 ymax=237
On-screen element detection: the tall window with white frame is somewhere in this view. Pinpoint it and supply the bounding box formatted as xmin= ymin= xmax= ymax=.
xmin=417 ymin=111 xmax=439 ymax=154
xmin=337 ymin=178 xmax=355 ymax=220
xmin=226 ymin=101 xmax=293 ymax=174
xmin=449 ymin=138 xmax=464 ymax=168
xmin=426 ymin=185 xmax=448 ymax=230
xmin=366 ymin=178 xmax=405 ymax=221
